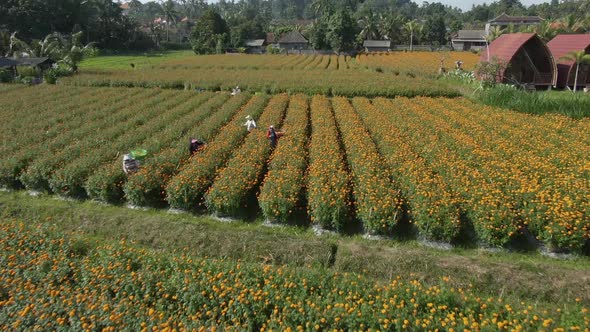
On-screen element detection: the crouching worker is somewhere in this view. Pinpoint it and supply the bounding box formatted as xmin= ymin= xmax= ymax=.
xmin=123 ymin=154 xmax=140 ymax=175
xmin=244 ymin=115 xmax=256 ymax=132
xmin=189 ymin=138 xmax=206 ymax=155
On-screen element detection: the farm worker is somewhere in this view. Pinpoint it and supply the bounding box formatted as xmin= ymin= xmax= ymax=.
xmin=122 ymin=154 xmax=140 ymax=175
xmin=231 ymin=86 xmax=241 ymax=96
xmin=267 ymin=125 xmax=284 ymax=149
xmin=267 ymin=125 xmax=278 ymax=148
xmin=455 ymin=60 xmax=463 ymax=71
xmin=189 ymin=138 xmax=206 ymax=155
xmin=244 ymin=115 xmax=257 ymax=132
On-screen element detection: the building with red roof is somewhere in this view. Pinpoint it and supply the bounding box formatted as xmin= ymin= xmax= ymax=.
xmin=547 ymin=34 xmax=590 ymax=89
xmin=481 ymin=33 xmax=556 ymax=88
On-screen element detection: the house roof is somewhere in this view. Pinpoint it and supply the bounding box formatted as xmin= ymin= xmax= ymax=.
xmin=455 ymin=30 xmax=486 ymax=40
xmin=548 ymin=34 xmax=590 ymax=87
xmin=489 ymin=13 xmax=543 ymax=24
xmin=278 ymin=30 xmax=308 ymax=44
xmin=363 ymin=40 xmax=391 ymax=48
xmin=245 ymin=39 xmax=265 ymax=47
xmin=13 ymin=57 xmax=55 ymax=66
xmin=482 ymin=33 xmax=537 ymax=64
xmin=0 ymin=57 xmax=19 ymax=68
xmin=547 ymin=34 xmax=590 ymax=66
xmin=481 ymin=33 xmax=556 ymax=85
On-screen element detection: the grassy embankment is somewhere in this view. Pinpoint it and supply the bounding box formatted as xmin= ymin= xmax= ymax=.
xmin=474 ymin=85 xmax=590 ymax=119
xmin=0 ymin=191 xmax=588 ymax=309
xmin=79 ymin=50 xmax=193 ymax=70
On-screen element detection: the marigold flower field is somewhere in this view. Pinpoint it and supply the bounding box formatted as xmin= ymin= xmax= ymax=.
xmin=61 ymin=52 xmax=480 ymax=98
xmin=0 ymin=220 xmax=588 ymax=330
xmin=1 ymin=84 xmax=590 ymax=253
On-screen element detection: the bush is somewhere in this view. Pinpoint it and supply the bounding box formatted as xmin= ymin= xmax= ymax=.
xmin=266 ymin=44 xmax=280 ymax=54
xmin=0 ymin=69 xmax=12 ymax=83
xmin=160 ymin=42 xmax=191 ymax=51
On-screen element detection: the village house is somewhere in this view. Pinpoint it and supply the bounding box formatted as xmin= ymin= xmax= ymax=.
xmin=483 ymin=33 xmax=556 ymax=88
xmin=451 ymin=30 xmax=487 ymax=51
xmin=547 ymin=34 xmax=590 ymax=89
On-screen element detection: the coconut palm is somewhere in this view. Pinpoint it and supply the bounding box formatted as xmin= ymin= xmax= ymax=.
xmin=404 ymin=20 xmax=419 ymax=51
xmin=310 ymin=0 xmax=333 ymax=17
xmin=560 ymin=50 xmax=590 ymax=92
xmin=358 ymin=11 xmax=381 ymax=40
xmin=161 ymin=0 xmax=179 ymax=42
xmin=559 ymin=14 xmax=582 ymax=33
xmin=379 ymin=14 xmax=405 ymax=42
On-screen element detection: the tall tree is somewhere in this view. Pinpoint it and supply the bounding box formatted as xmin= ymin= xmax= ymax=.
xmin=424 ymin=15 xmax=446 ymax=46
xmin=326 ymin=9 xmax=358 ymax=53
xmin=161 ymin=0 xmax=179 ymax=42
xmin=357 ymin=11 xmax=381 ymax=40
xmin=190 ymin=9 xmax=229 ymax=54
xmin=560 ymin=50 xmax=590 ymax=93
xmin=404 ymin=19 xmax=419 ymax=51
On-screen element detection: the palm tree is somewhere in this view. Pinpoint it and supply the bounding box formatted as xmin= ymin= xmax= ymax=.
xmin=310 ymin=0 xmax=332 ymax=17
xmin=378 ymin=14 xmax=405 ymax=42
xmin=404 ymin=20 xmax=418 ymax=51
xmin=161 ymin=0 xmax=179 ymax=42
xmin=560 ymin=50 xmax=590 ymax=92
xmin=534 ymin=21 xmax=557 ymax=42
xmin=559 ymin=14 xmax=582 ymax=33
xmin=358 ymin=12 xmax=381 ymax=40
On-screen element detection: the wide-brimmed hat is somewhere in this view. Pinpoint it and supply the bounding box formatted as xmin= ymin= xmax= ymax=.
xmin=269 ymin=125 xmax=274 ymax=129
xmin=123 ymin=154 xmax=132 ymax=161
xmin=245 ymin=115 xmax=252 ymax=120
xmin=190 ymin=138 xmax=198 ymax=143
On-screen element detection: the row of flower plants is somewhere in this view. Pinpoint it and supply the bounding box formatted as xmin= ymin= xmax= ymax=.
xmin=49 ymin=90 xmax=213 ymax=198
xmin=375 ymin=97 xmax=590 ymax=252
xmin=1 ymin=220 xmax=588 ymax=331
xmin=350 ymin=97 xmax=463 ymax=242
xmin=0 ymin=86 xmax=117 ymax=157
xmin=306 ymin=95 xmax=352 ymax=231
xmin=258 ymin=94 xmax=309 ymax=223
xmin=331 ymin=97 xmax=403 ymax=235
xmin=80 ymin=91 xmax=223 ymax=201
xmin=165 ymin=94 xmax=273 ymax=210
xmin=122 ymin=93 xmax=253 ymax=207
xmin=84 ymin=92 xmax=229 ymax=204
xmin=203 ymin=94 xmax=289 ymax=216
xmin=0 ymin=85 xmax=87 ymax=136
xmin=62 ymin=66 xmax=462 ymax=99
xmin=159 ymin=54 xmax=358 ymax=72
xmin=19 ymin=89 xmax=179 ymax=193
xmin=429 ymin=98 xmax=589 ymax=251
xmin=0 ymin=87 xmax=155 ymax=189
xmin=375 ymin=97 xmax=524 ymax=247
xmin=1 ymin=85 xmax=589 ymax=251
xmin=355 ymin=52 xmax=479 ymax=75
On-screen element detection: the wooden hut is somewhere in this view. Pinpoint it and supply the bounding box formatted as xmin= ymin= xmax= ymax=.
xmin=547 ymin=34 xmax=590 ymax=89
xmin=482 ymin=33 xmax=556 ymax=88
xmin=278 ymin=31 xmax=308 ymax=52
xmin=245 ymin=39 xmax=266 ymax=54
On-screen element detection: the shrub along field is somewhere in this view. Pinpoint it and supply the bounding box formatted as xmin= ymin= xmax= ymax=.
xmin=1 ymin=84 xmax=589 ymax=254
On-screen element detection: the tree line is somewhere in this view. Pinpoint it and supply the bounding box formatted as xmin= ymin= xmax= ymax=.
xmin=1 ymin=0 xmax=589 ymax=54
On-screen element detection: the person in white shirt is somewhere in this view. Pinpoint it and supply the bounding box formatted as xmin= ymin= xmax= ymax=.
xmin=244 ymin=115 xmax=256 ymax=132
